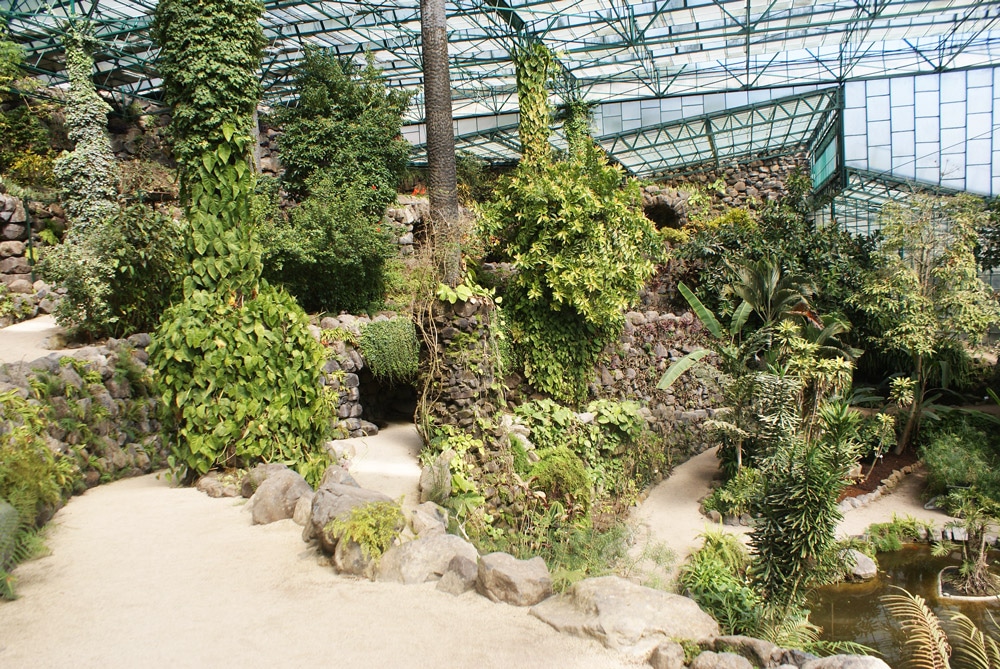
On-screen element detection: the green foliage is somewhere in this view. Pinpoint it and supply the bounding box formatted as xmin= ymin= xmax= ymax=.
xmin=678 ymin=531 xmax=761 ymax=636
xmin=274 ymin=48 xmax=411 ymax=200
xmin=702 ymin=467 xmax=762 ymax=518
xmin=530 ymin=446 xmax=591 ymax=514
xmin=0 ymin=390 xmax=79 ymax=598
xmin=513 ymin=41 xmax=553 ymax=165
xmin=358 ymin=317 xmax=420 ymax=384
xmin=153 ymin=0 xmax=264 ymax=298
xmin=327 ymin=500 xmax=403 ymax=562
xmin=0 ymin=21 xmax=55 ymax=188
xmin=51 ymin=25 xmax=120 ymax=234
xmin=259 ymin=179 xmax=396 ymax=312
xmin=851 ymin=194 xmax=1000 ymax=451
xmin=150 ymin=285 xmax=334 ymax=482
xmin=751 ymin=433 xmax=858 ymax=613
xmin=866 ymin=514 xmax=934 ymax=553
xmin=41 ymin=203 xmax=184 ymax=339
xmin=481 ymin=43 xmax=660 ymax=403
xmin=921 ymin=416 xmax=1000 ymax=500
xmin=483 ymin=155 xmax=661 ymax=402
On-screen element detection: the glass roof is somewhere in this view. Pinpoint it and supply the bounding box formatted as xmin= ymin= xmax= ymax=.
xmin=3 ymin=0 xmax=1000 ymax=177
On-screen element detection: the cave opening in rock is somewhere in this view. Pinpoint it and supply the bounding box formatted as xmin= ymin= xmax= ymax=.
xmin=357 ymin=369 xmax=419 ymax=427
xmin=644 ymin=202 xmax=681 ymax=230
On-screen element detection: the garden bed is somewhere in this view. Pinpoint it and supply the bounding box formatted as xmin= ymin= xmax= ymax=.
xmin=839 ymin=450 xmax=920 ymax=501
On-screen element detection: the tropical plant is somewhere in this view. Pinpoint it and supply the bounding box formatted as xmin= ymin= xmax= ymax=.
xmin=327 ymin=500 xmax=404 ymax=563
xmin=274 ymin=47 xmax=411 ymax=202
xmin=883 ymin=587 xmax=1000 ymax=669
xmin=934 ymin=490 xmax=1000 ymax=596
xmin=678 ymin=531 xmax=761 ymax=636
xmin=851 ymin=194 xmax=1000 ymax=452
xmin=479 ymin=42 xmax=661 ymax=403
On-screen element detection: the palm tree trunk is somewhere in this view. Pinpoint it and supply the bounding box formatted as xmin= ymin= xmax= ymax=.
xmin=420 ymin=0 xmax=461 ymax=286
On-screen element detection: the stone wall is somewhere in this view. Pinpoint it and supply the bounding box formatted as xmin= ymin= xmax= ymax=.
xmin=0 ymin=335 xmax=165 ymax=504
xmin=641 ymin=153 xmax=809 ymax=229
xmin=592 ymin=308 xmax=722 ymax=460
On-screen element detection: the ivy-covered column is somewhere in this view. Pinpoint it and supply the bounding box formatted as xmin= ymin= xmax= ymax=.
xmin=52 ymin=25 xmax=119 ymax=234
xmin=149 ymin=0 xmax=333 ymax=484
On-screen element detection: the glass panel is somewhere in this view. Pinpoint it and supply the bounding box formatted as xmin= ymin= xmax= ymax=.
xmin=868 ymin=95 xmax=891 ymax=121
xmin=940 ymin=102 xmax=966 ymax=129
xmin=915 ymin=117 xmax=939 ymax=143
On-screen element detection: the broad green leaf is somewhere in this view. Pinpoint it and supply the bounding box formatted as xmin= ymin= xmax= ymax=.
xmin=656 ymin=349 xmax=710 ymax=390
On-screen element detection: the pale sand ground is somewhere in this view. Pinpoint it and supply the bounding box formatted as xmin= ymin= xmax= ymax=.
xmin=0 ymin=473 xmax=640 ymax=669
xmin=0 ymin=315 xmax=68 ymax=366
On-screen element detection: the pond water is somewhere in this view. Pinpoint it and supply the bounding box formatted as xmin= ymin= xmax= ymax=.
xmin=808 ymin=545 xmax=1000 ymax=667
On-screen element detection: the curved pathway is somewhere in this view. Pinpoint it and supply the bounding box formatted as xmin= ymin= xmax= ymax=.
xmin=0 ymin=473 xmax=636 ymax=669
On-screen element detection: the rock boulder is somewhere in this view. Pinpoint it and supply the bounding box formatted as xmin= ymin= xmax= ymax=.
xmin=249 ymin=469 xmax=312 ymax=525
xmin=377 ymin=533 xmax=478 ymax=585
xmin=530 ymin=575 xmax=718 ymax=657
xmin=477 ymin=552 xmax=552 ymax=606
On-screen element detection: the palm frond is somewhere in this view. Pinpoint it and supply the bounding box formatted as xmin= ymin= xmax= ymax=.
xmin=945 ymin=611 xmax=1000 ymax=669
xmin=882 ymin=588 xmax=951 ymax=669
xmin=657 ymin=349 xmax=710 ymax=390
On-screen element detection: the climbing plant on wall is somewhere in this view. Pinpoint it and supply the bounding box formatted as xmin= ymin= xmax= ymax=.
xmin=51 ymin=25 xmax=119 ymax=233
xmin=150 ymin=0 xmax=332 ymax=483
xmin=480 ymin=42 xmax=661 ymax=404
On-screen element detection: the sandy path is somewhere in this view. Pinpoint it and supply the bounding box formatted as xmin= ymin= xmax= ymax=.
xmin=0 ymin=315 xmax=67 ymax=366
xmin=631 ymin=447 xmax=747 ymax=566
xmin=0 ymin=474 xmax=638 ymax=669
xmin=345 ymin=423 xmax=423 ymax=509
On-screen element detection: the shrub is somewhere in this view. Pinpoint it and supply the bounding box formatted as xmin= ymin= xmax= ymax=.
xmin=359 ymin=317 xmax=419 ymax=384
xmin=149 ymin=285 xmax=334 ymax=484
xmin=327 ymin=500 xmax=404 ymax=562
xmin=678 ymin=531 xmax=761 ymax=636
xmin=260 ymin=179 xmax=396 ymax=313
xmin=702 ymin=467 xmax=762 ymax=518
xmin=530 ymin=446 xmax=591 ymax=513
xmin=920 ymin=416 xmax=1000 ymax=499
xmin=41 ymin=203 xmax=184 ymax=338
xmin=275 ymin=48 xmax=411 ymax=202
xmin=0 ymin=390 xmax=79 ymax=598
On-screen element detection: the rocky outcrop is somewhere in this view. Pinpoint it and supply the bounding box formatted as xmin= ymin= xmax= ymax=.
xmin=477 ymin=552 xmax=553 ymax=606
xmin=689 ymin=651 xmax=755 ymax=669
xmin=843 ymin=549 xmax=878 ymax=581
xmin=531 ymin=575 xmax=719 ymax=657
xmin=304 ymin=482 xmax=393 ymax=554
xmin=436 ymin=555 xmax=479 ymax=595
xmin=376 ymin=533 xmax=478 ymax=585
xmin=248 ymin=468 xmax=313 ymax=525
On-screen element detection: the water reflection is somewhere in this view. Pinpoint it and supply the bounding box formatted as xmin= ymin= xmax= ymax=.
xmin=809 ymin=545 xmax=1000 ymax=667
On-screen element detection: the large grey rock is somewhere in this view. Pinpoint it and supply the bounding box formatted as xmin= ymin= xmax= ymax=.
xmin=477 ymin=552 xmax=552 ymax=606
xmin=195 ymin=472 xmax=241 ymax=498
xmin=318 ymin=465 xmax=359 ymax=489
xmin=530 ymin=575 xmax=719 ymax=657
xmin=691 ymin=651 xmax=754 ymax=669
xmin=801 ymin=656 xmax=891 ymax=669
xmin=377 ymin=533 xmax=478 ymax=584
xmin=410 ymin=501 xmax=448 ymax=536
xmin=711 ymin=636 xmax=783 ymax=667
xmin=241 ymin=463 xmax=291 ymax=498
xmin=436 ymin=555 xmax=479 ymax=595
xmin=843 ymin=549 xmax=878 ymax=581
xmin=334 ymin=537 xmax=375 ymax=579
xmin=249 ymin=469 xmax=312 ymax=524
xmin=648 ymin=641 xmax=686 ymax=669
xmin=304 ymin=483 xmax=393 ymax=553
xmin=292 ymin=492 xmax=314 ymax=526
xmin=418 ymin=449 xmax=453 ymax=505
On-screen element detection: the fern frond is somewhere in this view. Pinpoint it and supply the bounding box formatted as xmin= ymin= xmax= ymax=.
xmin=882 ymin=588 xmax=951 ymax=669
xmin=945 ymin=611 xmax=1000 ymax=669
